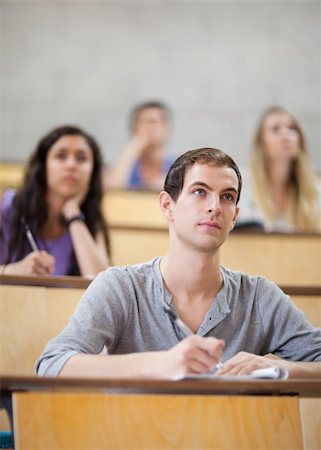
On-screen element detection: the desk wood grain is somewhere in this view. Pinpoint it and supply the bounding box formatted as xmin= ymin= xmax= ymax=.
xmin=1 ymin=375 xmax=321 ymax=398
xmin=13 ymin=392 xmax=303 ymax=450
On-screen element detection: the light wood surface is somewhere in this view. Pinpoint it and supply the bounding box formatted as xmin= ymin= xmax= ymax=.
xmin=103 ymin=189 xmax=166 ymax=228
xmin=0 ymin=273 xmax=91 ymax=289
xmin=108 ymin=226 xmax=321 ymax=285
xmin=0 ymin=284 xmax=83 ymax=375
xmin=300 ymin=398 xmax=321 ymax=450
xmin=0 ymin=162 xmax=25 ymax=189
xmin=12 ymin=392 xmax=303 ymax=450
xmin=292 ymin=296 xmax=321 ymax=328
xmin=3 ymin=374 xmax=320 ymax=450
xmin=2 ymin=374 xmax=321 ymax=397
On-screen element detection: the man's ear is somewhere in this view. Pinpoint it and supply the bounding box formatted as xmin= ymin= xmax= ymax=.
xmin=230 ymin=206 xmax=240 ymax=231
xmin=159 ymin=191 xmax=174 ymax=221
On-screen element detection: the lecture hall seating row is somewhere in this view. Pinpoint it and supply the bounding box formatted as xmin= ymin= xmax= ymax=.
xmin=0 ymin=163 xmax=320 ymax=449
xmin=1 ymin=162 xmax=320 ymax=286
xmin=0 ymin=275 xmax=320 ymax=377
xmin=0 ymin=275 xmax=320 ymax=450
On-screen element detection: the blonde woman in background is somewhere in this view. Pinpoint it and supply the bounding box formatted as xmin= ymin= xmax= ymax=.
xmin=236 ymin=106 xmax=321 ymax=233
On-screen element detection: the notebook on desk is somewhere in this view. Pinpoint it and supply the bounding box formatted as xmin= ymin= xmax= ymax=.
xmin=172 ymin=367 xmax=289 ymax=381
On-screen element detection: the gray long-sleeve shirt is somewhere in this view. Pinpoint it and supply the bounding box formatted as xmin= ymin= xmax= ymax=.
xmin=36 ymin=257 xmax=321 ymax=376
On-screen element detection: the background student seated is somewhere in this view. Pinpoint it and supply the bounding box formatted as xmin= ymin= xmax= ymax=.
xmin=0 ymin=125 xmax=111 ymax=277
xmin=37 ymin=148 xmax=321 ymax=379
xmin=236 ymin=106 xmax=321 ymax=233
xmin=105 ymin=100 xmax=173 ymax=191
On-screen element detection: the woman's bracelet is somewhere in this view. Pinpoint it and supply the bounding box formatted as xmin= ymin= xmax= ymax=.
xmin=66 ymin=213 xmax=85 ymax=226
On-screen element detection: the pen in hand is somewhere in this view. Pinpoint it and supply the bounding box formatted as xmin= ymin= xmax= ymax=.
xmin=21 ymin=218 xmax=39 ymax=252
xmin=21 ymin=218 xmax=52 ymax=274
xmin=163 ymin=301 xmax=223 ymax=371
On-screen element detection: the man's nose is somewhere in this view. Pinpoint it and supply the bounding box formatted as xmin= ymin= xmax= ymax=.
xmin=207 ymin=194 xmax=221 ymax=214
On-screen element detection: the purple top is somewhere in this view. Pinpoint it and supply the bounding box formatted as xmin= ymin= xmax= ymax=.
xmin=0 ymin=189 xmax=77 ymax=275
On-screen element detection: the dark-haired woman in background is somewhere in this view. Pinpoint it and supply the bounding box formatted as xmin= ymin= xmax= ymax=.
xmin=0 ymin=125 xmax=111 ymax=276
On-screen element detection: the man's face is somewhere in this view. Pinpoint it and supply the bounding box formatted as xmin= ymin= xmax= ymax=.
xmin=167 ymin=163 xmax=239 ymax=253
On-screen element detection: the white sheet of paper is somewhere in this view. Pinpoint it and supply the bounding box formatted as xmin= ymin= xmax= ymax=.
xmin=172 ymin=366 xmax=288 ymax=381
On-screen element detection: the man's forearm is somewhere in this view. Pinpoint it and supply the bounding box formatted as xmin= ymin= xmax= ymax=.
xmin=277 ymin=360 xmax=321 ymax=379
xmin=59 ymin=352 xmax=167 ymax=379
xmin=58 ymin=336 xmax=224 ymax=379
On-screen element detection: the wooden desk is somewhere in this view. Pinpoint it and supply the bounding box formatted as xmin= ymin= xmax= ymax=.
xmin=0 ymin=163 xmax=25 ymax=190
xmin=108 ymin=225 xmax=321 ymax=286
xmin=1 ymin=375 xmax=321 ymax=450
xmin=103 ymin=189 xmax=166 ymax=228
xmin=0 ymin=275 xmax=88 ymax=376
xmin=0 ymin=276 xmax=320 ymax=375
xmin=0 ymin=277 xmax=320 ymax=449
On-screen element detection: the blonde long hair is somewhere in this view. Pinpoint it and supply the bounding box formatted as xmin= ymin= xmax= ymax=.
xmin=251 ymin=106 xmax=320 ymax=232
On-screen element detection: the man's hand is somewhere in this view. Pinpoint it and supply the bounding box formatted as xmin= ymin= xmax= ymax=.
xmin=163 ymin=335 xmax=225 ymax=378
xmin=216 ymin=351 xmax=277 ymax=376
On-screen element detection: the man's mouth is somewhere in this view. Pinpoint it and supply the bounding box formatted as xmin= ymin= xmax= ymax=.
xmin=199 ymin=221 xmax=221 ymax=229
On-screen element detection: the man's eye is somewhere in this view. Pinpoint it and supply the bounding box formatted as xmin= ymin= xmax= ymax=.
xmin=194 ymin=189 xmax=206 ymax=196
xmin=221 ymin=193 xmax=234 ymax=201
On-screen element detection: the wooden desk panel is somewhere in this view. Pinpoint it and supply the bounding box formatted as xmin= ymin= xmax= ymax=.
xmin=109 ymin=227 xmax=321 ymax=286
xmin=300 ymin=398 xmax=321 ymax=450
xmin=0 ymin=162 xmax=24 ymax=190
xmin=223 ymin=233 xmax=321 ymax=286
xmin=13 ymin=392 xmax=303 ymax=450
xmin=292 ymin=296 xmax=321 ymax=328
xmin=292 ymin=295 xmax=321 ymax=450
xmin=1 ymin=374 xmax=320 ymax=450
xmin=103 ymin=189 xmax=166 ymax=228
xmin=110 ymin=226 xmax=169 ymax=265
xmin=1 ymin=375 xmax=320 ymax=398
xmin=0 ymin=285 xmax=83 ymax=375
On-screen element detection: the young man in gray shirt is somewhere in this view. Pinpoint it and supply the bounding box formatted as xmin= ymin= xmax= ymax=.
xmin=37 ymin=148 xmax=321 ymax=379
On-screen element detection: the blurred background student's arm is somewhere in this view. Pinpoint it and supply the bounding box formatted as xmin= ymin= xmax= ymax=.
xmin=105 ymin=100 xmax=172 ymax=191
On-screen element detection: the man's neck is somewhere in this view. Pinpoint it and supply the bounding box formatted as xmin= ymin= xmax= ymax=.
xmin=160 ymin=250 xmax=222 ymax=303
xmin=160 ymin=251 xmax=223 ymax=333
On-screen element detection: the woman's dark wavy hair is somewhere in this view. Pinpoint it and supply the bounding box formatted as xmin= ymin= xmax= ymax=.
xmin=164 ymin=147 xmax=242 ymax=204
xmin=4 ymin=125 xmax=111 ymax=274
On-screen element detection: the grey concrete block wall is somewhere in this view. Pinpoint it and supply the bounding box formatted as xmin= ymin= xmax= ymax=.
xmin=0 ymin=0 xmax=320 ymax=171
